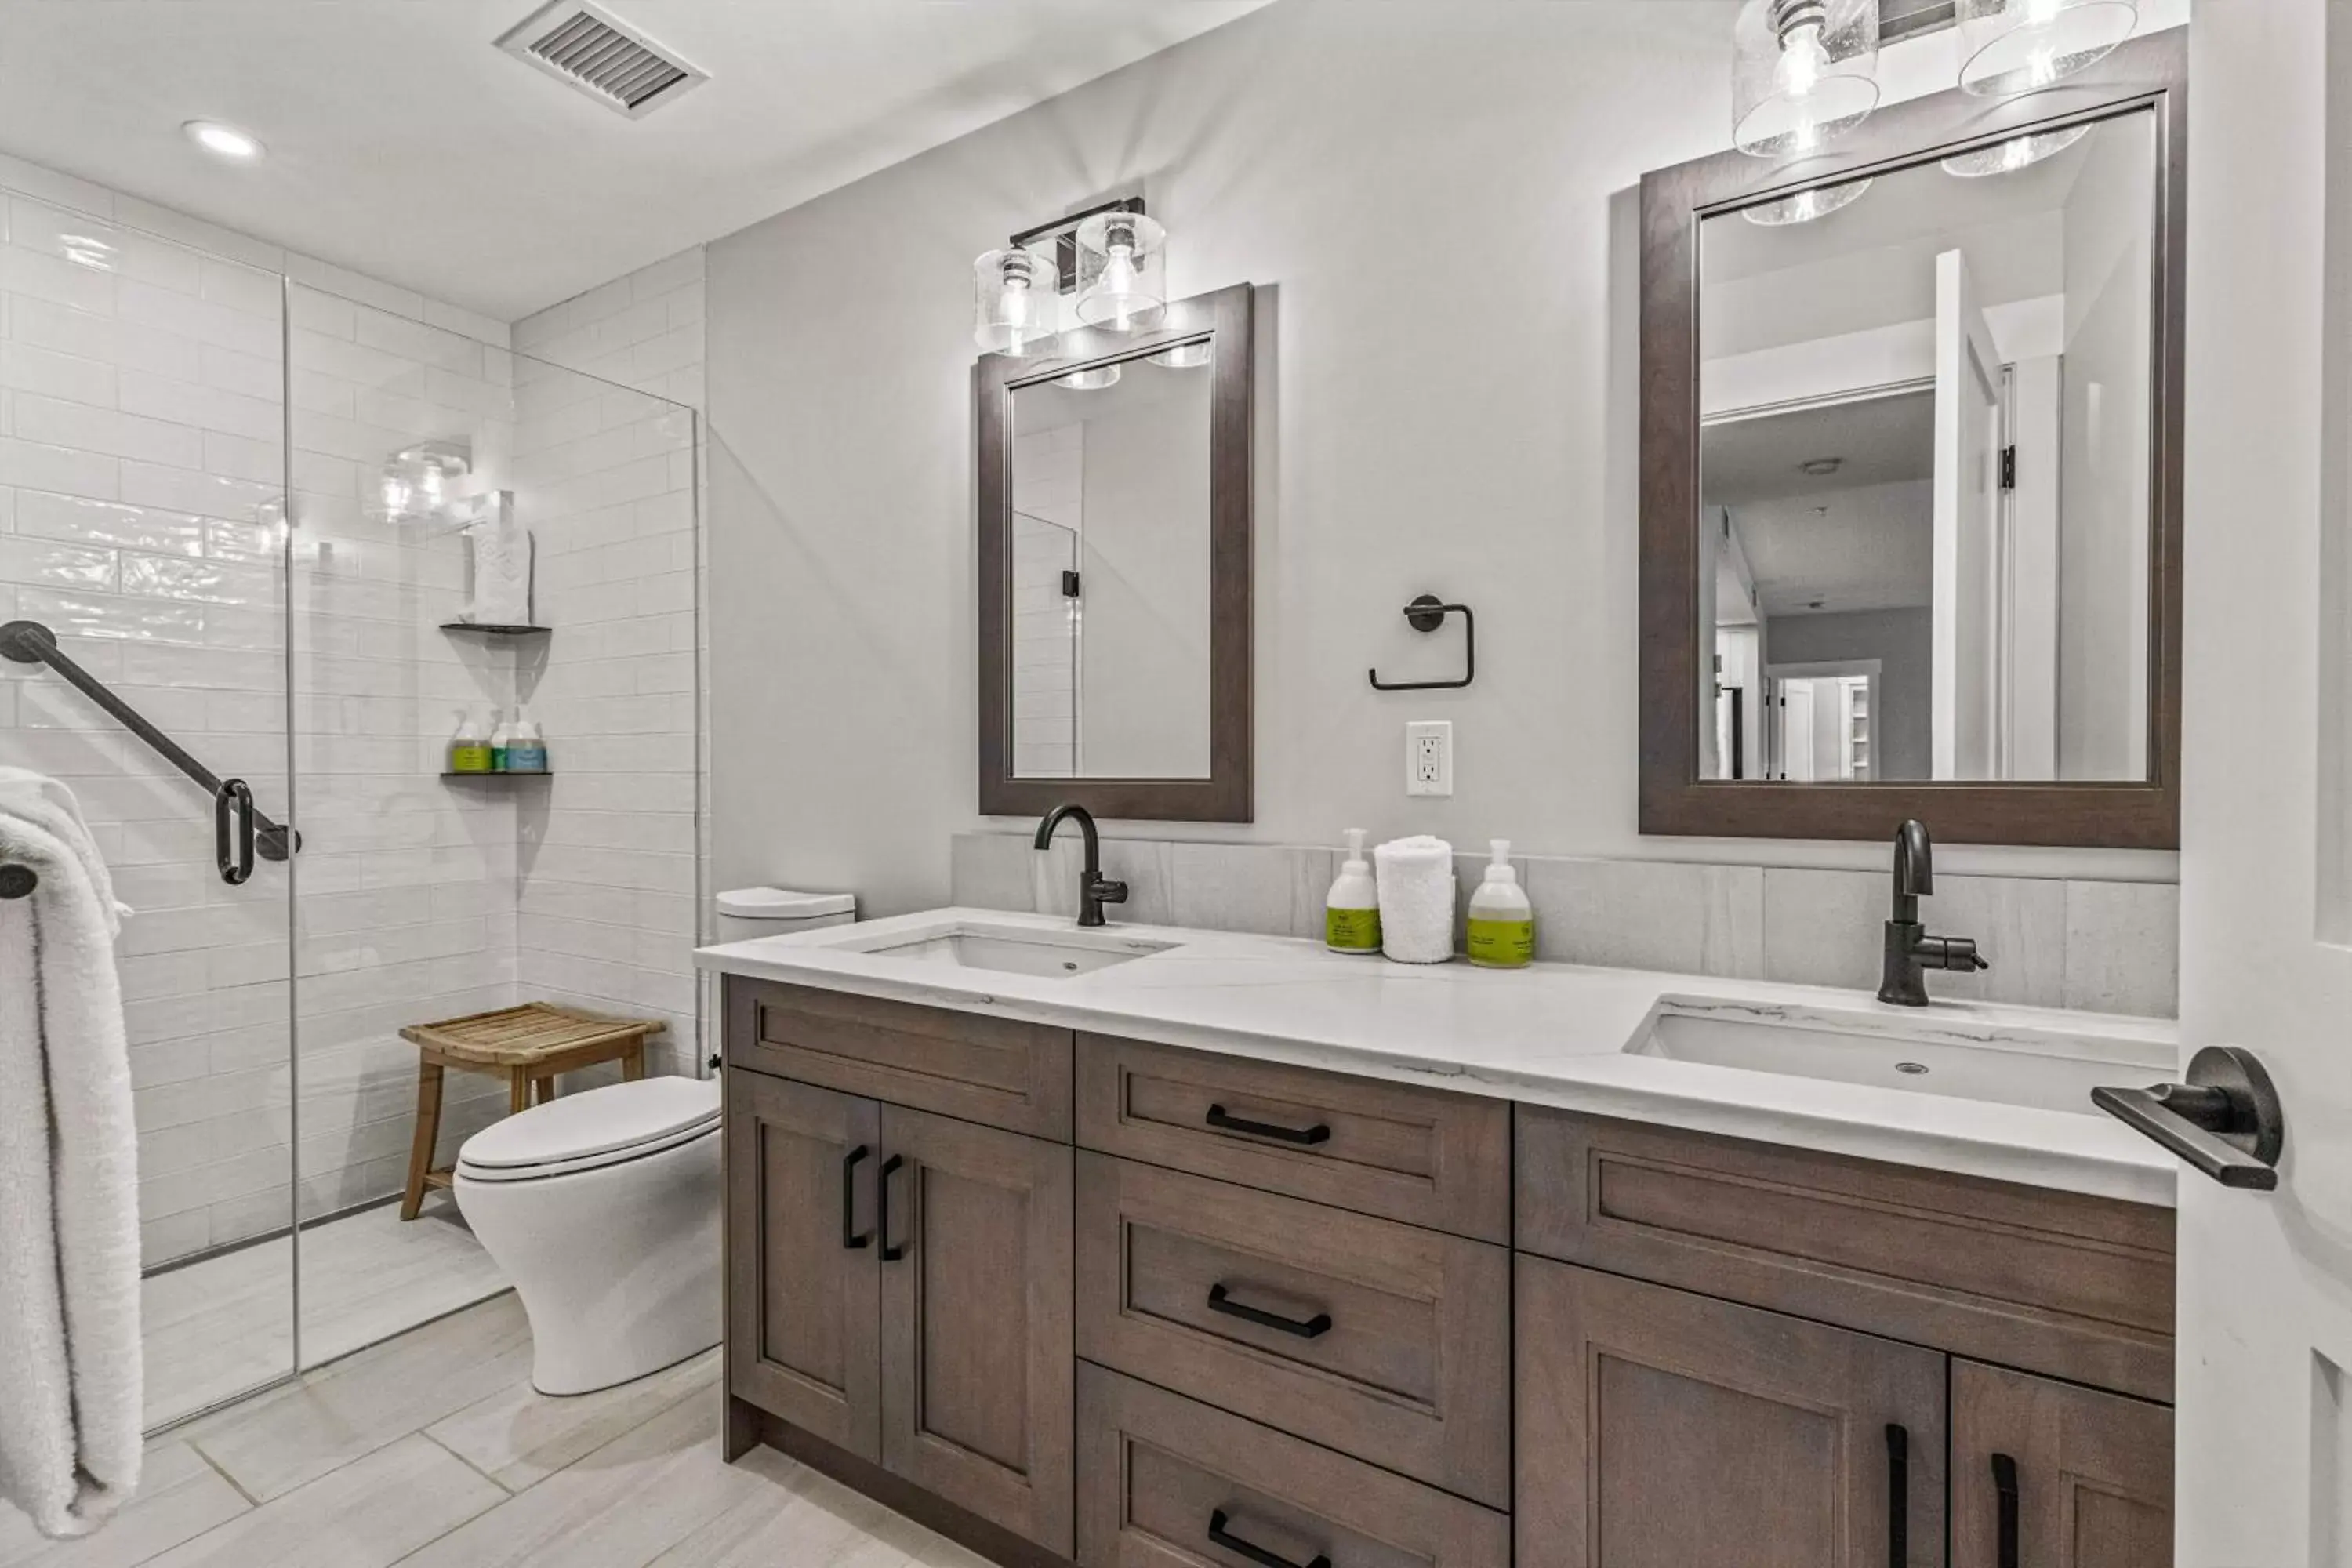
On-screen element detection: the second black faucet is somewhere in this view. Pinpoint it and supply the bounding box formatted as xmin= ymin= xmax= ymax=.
xmin=1878 ymin=819 xmax=1990 ymax=1006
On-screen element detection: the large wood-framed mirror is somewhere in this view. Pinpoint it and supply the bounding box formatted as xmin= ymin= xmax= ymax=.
xmin=977 ymin=281 xmax=1254 ymax=822
xmin=1639 ymin=31 xmax=2185 ymax=848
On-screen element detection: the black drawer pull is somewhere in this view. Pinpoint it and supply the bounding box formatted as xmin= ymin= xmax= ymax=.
xmin=1885 ymin=1424 xmax=1907 ymax=1568
xmin=1206 ymin=1104 xmax=1330 ymax=1145
xmin=1207 ymin=1283 xmax=1331 ymax=1339
xmin=1207 ymin=1508 xmax=1329 ymax=1568
xmin=1992 ymin=1452 xmax=2019 ymax=1568
xmin=840 ymin=1145 xmax=870 ymax=1250
xmin=878 ymin=1154 xmax=906 ymax=1261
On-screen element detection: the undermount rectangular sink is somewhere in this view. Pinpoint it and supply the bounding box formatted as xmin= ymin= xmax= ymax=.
xmin=1629 ymin=1010 xmax=2168 ymax=1115
xmin=858 ymin=924 xmax=1177 ymax=979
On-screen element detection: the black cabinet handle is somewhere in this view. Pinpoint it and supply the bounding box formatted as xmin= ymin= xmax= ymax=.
xmin=1991 ymin=1453 xmax=2020 ymax=1568
xmin=1207 ymin=1283 xmax=1331 ymax=1339
xmin=840 ymin=1145 xmax=871 ymax=1250
xmin=878 ymin=1154 xmax=906 ymax=1262
xmin=1885 ymin=1424 xmax=1907 ymax=1568
xmin=2092 ymin=1045 xmax=2284 ymax=1189
xmin=1207 ymin=1508 xmax=1329 ymax=1568
xmin=216 ymin=779 xmax=255 ymax=887
xmin=1206 ymin=1104 xmax=1330 ymax=1145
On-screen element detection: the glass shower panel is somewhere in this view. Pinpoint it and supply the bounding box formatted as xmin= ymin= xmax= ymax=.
xmin=285 ymin=294 xmax=700 ymax=1368
xmin=0 ymin=185 xmax=299 ymax=1428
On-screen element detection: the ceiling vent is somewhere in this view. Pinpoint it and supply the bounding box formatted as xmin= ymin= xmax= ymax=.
xmin=495 ymin=1 xmax=708 ymax=119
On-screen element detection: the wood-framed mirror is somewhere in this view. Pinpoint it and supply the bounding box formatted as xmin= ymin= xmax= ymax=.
xmin=977 ymin=281 xmax=1254 ymax=822
xmin=1639 ymin=30 xmax=2185 ymax=848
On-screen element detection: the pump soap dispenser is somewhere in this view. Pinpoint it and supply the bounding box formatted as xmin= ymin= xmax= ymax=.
xmin=1325 ymin=829 xmax=1382 ymax=954
xmin=1466 ymin=839 xmax=1534 ymax=968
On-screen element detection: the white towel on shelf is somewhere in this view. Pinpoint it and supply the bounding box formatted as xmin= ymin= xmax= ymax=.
xmin=0 ymin=782 xmax=142 ymax=1539
xmin=462 ymin=492 xmax=532 ymax=627
xmin=1373 ymin=835 xmax=1456 ymax=964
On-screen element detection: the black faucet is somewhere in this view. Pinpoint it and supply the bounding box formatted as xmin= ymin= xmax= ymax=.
xmin=1878 ymin=819 xmax=1990 ymax=1007
xmin=1034 ymin=804 xmax=1128 ymax=928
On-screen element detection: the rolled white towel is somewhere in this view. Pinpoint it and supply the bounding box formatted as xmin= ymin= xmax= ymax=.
xmin=1373 ymin=835 xmax=1455 ymax=964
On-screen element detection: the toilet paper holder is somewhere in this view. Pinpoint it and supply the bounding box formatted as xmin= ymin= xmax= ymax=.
xmin=1368 ymin=594 xmax=1475 ymax=691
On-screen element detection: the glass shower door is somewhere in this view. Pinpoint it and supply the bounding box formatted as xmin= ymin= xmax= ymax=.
xmin=0 ymin=184 xmax=301 ymax=1429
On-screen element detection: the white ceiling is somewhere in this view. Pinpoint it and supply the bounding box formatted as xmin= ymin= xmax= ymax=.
xmin=0 ymin=1 xmax=1268 ymax=321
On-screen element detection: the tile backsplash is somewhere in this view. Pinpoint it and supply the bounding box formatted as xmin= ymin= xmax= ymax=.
xmin=951 ymin=832 xmax=2180 ymax=1018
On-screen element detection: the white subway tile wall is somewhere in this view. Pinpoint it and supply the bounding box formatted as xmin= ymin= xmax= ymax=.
xmin=511 ymin=249 xmax=706 ymax=1075
xmin=0 ymin=162 xmax=528 ymax=1268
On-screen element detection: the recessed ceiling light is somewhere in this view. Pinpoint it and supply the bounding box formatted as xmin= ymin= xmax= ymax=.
xmin=183 ymin=121 xmax=264 ymax=162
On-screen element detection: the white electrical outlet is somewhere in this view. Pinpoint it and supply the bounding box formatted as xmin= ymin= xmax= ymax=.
xmin=1406 ymin=720 xmax=1453 ymax=797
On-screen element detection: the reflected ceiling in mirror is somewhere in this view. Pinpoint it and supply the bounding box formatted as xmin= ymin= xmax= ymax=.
xmin=1697 ymin=107 xmax=2157 ymax=786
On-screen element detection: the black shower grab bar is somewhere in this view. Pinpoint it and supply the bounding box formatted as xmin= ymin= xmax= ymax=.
xmin=1 ymin=619 xmax=297 ymax=867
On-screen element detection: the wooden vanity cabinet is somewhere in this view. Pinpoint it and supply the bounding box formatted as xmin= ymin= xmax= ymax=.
xmin=1951 ymin=1362 xmax=2173 ymax=1568
xmin=724 ymin=1046 xmax=1075 ymax=1555
xmin=1516 ymin=1258 xmax=1947 ymax=1568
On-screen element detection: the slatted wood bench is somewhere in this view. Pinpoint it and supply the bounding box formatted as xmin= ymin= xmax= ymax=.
xmin=398 ymin=1002 xmax=667 ymax=1219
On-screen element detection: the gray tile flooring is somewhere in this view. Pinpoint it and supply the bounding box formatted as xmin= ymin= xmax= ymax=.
xmin=2 ymin=1294 xmax=987 ymax=1568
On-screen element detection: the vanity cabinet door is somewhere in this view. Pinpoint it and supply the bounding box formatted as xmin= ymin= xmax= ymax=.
xmin=726 ymin=1073 xmax=883 ymax=1461
xmin=1517 ymin=1258 xmax=1946 ymax=1568
xmin=878 ymin=1104 xmax=1075 ymax=1556
xmin=1951 ymin=1361 xmax=2172 ymax=1568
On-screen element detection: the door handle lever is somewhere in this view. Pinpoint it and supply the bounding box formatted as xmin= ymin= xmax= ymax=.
xmin=2092 ymin=1044 xmax=2283 ymax=1189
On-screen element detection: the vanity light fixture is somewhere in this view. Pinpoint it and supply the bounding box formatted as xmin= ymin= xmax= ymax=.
xmin=1940 ymin=122 xmax=2092 ymax=176
xmin=183 ymin=119 xmax=265 ymax=162
xmin=971 ymin=196 xmax=1161 ymax=358
xmin=1073 ymin=211 xmax=1167 ymax=333
xmin=1956 ymin=0 xmax=2138 ymax=98
xmin=1731 ymin=0 xmax=1880 ymax=158
xmin=1054 ymin=364 xmax=1123 ymax=391
xmin=1740 ymin=176 xmax=1873 ymax=225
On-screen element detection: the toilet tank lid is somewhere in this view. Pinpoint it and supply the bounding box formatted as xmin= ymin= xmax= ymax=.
xmin=717 ymin=886 xmax=855 ymax=920
xmin=459 ymin=1076 xmax=720 ymax=1170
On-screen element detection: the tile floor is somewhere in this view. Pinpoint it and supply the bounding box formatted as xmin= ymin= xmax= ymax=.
xmin=143 ymin=1203 xmax=510 ymax=1428
xmin=2 ymin=1294 xmax=988 ymax=1568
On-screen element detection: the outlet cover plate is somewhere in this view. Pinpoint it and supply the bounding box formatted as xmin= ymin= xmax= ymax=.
xmin=1406 ymin=720 xmax=1453 ymax=797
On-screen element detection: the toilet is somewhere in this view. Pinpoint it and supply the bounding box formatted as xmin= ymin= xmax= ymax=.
xmin=715 ymin=885 xmax=855 ymax=943
xmin=454 ymin=1075 xmax=723 ymax=1396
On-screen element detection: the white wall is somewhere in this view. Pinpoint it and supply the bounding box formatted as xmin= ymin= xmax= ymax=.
xmin=1769 ymin=608 xmax=1933 ymax=781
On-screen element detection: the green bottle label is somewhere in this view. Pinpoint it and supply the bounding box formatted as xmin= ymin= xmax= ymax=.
xmin=450 ymin=745 xmax=492 ymax=773
xmin=1326 ymin=906 xmax=1382 ymax=952
xmin=1466 ymin=917 xmax=1534 ymax=968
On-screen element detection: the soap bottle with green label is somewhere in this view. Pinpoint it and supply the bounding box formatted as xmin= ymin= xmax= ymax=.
xmin=1466 ymin=839 xmax=1534 ymax=968
xmin=447 ymin=707 xmax=492 ymax=775
xmin=1324 ymin=829 xmax=1382 ymax=954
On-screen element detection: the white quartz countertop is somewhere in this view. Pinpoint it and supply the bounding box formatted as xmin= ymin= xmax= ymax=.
xmin=695 ymin=908 xmax=2180 ymax=1207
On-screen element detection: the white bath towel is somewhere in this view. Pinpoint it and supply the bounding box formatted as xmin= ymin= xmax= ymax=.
xmin=0 ymin=792 xmax=142 ymax=1538
xmin=0 ymin=770 xmax=126 ymax=934
xmin=1374 ymin=835 xmax=1455 ymax=964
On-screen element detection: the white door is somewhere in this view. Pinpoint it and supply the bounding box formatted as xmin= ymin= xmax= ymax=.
xmin=1779 ymin=681 xmax=1815 ymax=782
xmin=2172 ymin=1 xmax=2352 ymax=1560
xmin=1933 ymin=249 xmax=2003 ymax=780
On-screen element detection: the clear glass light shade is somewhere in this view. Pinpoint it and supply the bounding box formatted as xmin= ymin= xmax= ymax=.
xmin=1957 ymin=0 xmax=2138 ymax=97
xmin=1740 ymin=176 xmax=1873 ymax=225
xmin=973 ymin=246 xmax=1063 ymax=358
xmin=1732 ymin=0 xmax=1881 ymax=158
xmin=1146 ymin=339 xmax=1213 ymax=369
xmin=1074 ymin=212 xmax=1167 ymax=333
xmin=374 ymin=441 xmax=470 ymax=523
xmin=1940 ymin=123 xmax=2092 ymax=176
xmin=1054 ymin=364 xmax=1123 ymax=390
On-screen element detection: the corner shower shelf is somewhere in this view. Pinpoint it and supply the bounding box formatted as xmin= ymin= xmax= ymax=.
xmin=439 ymin=622 xmax=550 ymax=637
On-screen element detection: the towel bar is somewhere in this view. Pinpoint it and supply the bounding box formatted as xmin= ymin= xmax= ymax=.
xmin=0 ymin=863 xmax=36 ymax=900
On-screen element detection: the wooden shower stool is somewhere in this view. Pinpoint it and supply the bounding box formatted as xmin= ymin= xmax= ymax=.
xmin=398 ymin=1002 xmax=668 ymax=1221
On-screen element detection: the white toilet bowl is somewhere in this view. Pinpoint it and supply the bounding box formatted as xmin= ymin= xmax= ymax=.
xmin=454 ymin=1076 xmax=722 ymax=1396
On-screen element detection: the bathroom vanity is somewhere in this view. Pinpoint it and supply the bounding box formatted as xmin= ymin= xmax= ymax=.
xmin=699 ymin=912 xmax=2180 ymax=1568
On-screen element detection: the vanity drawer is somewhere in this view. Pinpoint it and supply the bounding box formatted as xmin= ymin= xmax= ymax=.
xmin=1076 ymin=1036 xmax=1510 ymax=1243
xmin=1077 ymin=1363 xmax=1510 ymax=1568
xmin=1076 ymin=1153 xmax=1509 ymax=1508
xmin=1515 ymin=1106 xmax=2178 ymax=1402
xmin=725 ymin=977 xmax=1073 ymax=1140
